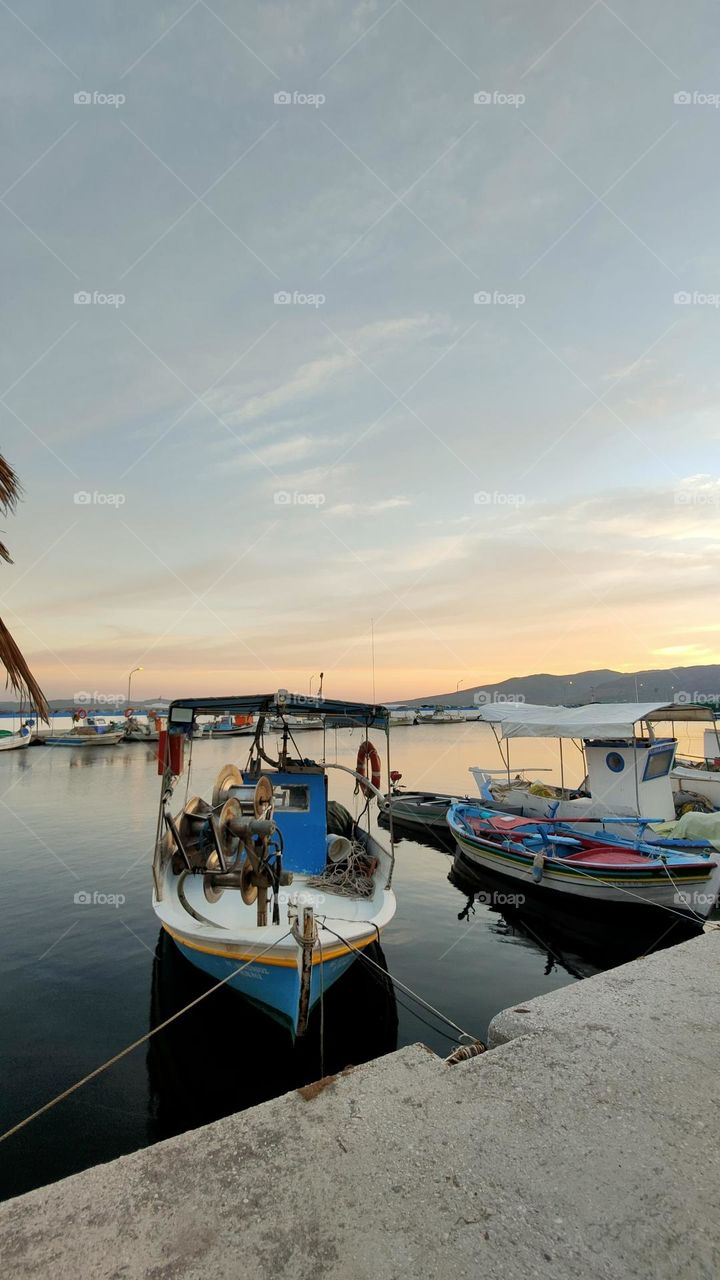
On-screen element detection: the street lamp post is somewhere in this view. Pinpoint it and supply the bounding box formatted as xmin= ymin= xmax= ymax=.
xmin=127 ymin=666 xmax=144 ymax=706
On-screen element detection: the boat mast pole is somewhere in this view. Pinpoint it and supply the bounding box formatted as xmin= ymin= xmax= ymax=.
xmin=384 ymin=718 xmax=395 ymax=886
xmin=370 ymin=619 xmax=376 ymax=703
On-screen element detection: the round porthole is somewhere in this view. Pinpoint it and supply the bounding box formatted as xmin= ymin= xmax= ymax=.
xmin=606 ymin=751 xmax=625 ymax=773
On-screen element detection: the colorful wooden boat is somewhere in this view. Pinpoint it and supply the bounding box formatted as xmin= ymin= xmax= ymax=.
xmin=447 ymin=803 xmax=720 ymax=918
xmin=153 ymin=692 xmax=396 ymax=1037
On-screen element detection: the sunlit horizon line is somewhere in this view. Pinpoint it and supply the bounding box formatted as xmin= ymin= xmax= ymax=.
xmin=10 ymin=650 xmax=720 ymax=708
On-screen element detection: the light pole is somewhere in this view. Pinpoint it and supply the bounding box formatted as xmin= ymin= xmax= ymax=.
xmin=456 ymin=678 xmax=464 ymax=692
xmin=127 ymin=666 xmax=143 ymax=705
xmin=309 ymin=674 xmax=316 ymax=694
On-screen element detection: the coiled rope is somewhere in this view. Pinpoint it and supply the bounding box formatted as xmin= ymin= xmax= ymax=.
xmin=305 ymin=842 xmax=376 ymax=898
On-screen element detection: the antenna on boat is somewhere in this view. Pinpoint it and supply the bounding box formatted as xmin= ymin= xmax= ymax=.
xmin=370 ymin=619 xmax=376 ymax=703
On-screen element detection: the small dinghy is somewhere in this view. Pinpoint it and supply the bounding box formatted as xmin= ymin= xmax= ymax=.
xmin=447 ymin=803 xmax=720 ymax=918
xmin=0 ymin=725 xmax=32 ymax=752
xmin=153 ymin=692 xmax=397 ymax=1037
xmin=377 ymin=789 xmax=462 ymax=832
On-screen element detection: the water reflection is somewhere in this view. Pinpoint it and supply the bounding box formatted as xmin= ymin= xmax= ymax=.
xmin=147 ymin=929 xmax=398 ymax=1142
xmin=448 ymin=854 xmax=702 ymax=980
xmin=378 ymin=808 xmax=455 ymax=852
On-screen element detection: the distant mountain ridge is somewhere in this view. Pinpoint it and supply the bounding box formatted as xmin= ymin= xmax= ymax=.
xmin=402 ymin=665 xmax=720 ymax=708
xmin=2 ymin=665 xmax=719 ymax=711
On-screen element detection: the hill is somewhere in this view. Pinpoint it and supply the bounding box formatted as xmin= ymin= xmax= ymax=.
xmin=403 ymin=665 xmax=720 ymax=708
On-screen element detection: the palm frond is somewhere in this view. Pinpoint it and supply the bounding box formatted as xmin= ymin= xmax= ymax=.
xmin=0 ymin=617 xmax=49 ymax=719
xmin=0 ymin=454 xmax=49 ymax=719
xmin=0 ymin=456 xmax=21 ymax=515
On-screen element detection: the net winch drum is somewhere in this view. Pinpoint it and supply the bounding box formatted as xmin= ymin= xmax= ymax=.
xmin=212 ymin=765 xmax=274 ymax=816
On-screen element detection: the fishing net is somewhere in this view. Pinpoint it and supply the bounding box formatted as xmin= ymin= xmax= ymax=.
xmin=304 ymin=841 xmax=377 ymax=899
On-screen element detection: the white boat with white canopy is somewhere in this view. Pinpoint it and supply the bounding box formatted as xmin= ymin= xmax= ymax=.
xmin=470 ymin=700 xmax=720 ymax=826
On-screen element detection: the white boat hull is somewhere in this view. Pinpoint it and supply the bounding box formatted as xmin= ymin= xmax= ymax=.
xmin=153 ymin=831 xmax=395 ymax=1035
xmin=0 ymin=730 xmax=31 ymax=752
xmin=673 ymin=766 xmax=720 ymax=807
xmin=46 ymin=732 xmax=124 ymax=747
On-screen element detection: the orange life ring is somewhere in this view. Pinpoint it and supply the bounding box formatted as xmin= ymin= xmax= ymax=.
xmin=356 ymin=740 xmax=381 ymax=798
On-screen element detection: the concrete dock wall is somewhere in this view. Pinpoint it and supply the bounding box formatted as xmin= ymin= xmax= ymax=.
xmin=2 ymin=932 xmax=719 ymax=1279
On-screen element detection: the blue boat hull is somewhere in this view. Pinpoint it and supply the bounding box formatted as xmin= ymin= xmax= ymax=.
xmin=172 ymin=935 xmax=357 ymax=1037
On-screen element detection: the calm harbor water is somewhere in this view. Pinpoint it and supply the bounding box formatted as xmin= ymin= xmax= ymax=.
xmin=0 ymin=719 xmax=706 ymax=1202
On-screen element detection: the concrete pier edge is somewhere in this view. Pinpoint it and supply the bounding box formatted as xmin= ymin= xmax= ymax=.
xmin=2 ymin=932 xmax=719 ymax=1279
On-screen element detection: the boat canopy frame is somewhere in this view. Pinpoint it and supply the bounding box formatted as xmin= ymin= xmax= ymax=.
xmin=475 ymin=701 xmax=720 ymax=796
xmin=475 ymin=700 xmax=719 ymax=740
xmin=167 ymin=690 xmax=390 ymax=731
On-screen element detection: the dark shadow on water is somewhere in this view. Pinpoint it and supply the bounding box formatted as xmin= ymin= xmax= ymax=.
xmin=448 ymin=852 xmax=702 ymax=981
xmin=147 ymin=929 xmax=399 ymax=1143
xmin=378 ymin=809 xmax=455 ymax=852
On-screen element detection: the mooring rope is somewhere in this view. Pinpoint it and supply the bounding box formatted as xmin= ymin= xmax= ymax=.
xmin=0 ymin=930 xmax=292 ymax=1146
xmin=320 ymin=922 xmax=478 ymax=1045
xmin=657 ymin=860 xmax=709 ymax=925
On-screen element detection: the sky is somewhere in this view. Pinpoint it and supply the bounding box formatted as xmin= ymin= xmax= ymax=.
xmin=2 ymin=0 xmax=720 ymax=703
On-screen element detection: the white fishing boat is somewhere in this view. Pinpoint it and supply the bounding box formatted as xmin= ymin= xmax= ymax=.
xmin=387 ymin=707 xmax=417 ymax=726
xmin=266 ymin=714 xmax=324 ymax=733
xmin=672 ymin=728 xmax=720 ymax=808
xmin=470 ymin=700 xmax=720 ymax=827
xmin=0 ymin=724 xmax=32 ymax=752
xmin=46 ymin=714 xmax=124 ymax=747
xmin=424 ymin=707 xmax=466 ymax=724
xmin=153 ymin=692 xmax=397 ymax=1037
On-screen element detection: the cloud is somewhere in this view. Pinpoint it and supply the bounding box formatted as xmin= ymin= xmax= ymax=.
xmin=221 ymin=432 xmax=345 ymax=471
xmin=326 ymin=496 xmax=412 ymax=517
xmin=208 ymin=314 xmax=450 ymax=431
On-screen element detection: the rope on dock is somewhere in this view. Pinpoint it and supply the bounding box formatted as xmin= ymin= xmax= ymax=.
xmin=0 ymin=930 xmax=292 ymax=1146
